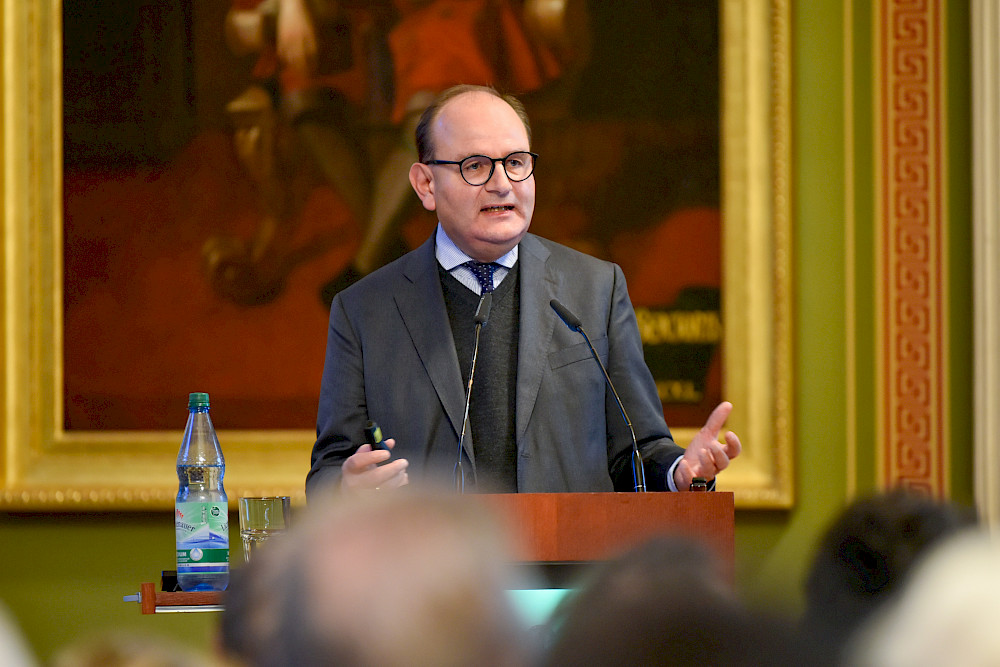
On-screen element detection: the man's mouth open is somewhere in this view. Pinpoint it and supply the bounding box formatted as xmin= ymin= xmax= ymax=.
xmin=481 ymin=205 xmax=515 ymax=213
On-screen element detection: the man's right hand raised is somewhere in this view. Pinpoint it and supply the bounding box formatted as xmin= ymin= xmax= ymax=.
xmin=340 ymin=439 xmax=409 ymax=491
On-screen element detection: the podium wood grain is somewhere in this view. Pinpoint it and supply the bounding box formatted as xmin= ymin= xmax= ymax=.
xmin=481 ymin=492 xmax=735 ymax=579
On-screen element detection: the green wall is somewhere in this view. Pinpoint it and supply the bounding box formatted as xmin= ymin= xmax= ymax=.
xmin=945 ymin=0 xmax=974 ymax=500
xmin=0 ymin=513 xmax=222 ymax=661
xmin=729 ymin=0 xmax=973 ymax=615
xmin=734 ymin=0 xmax=850 ymax=611
xmin=0 ymin=0 xmax=974 ymax=661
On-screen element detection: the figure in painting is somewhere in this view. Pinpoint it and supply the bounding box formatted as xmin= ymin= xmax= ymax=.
xmin=205 ymin=0 xmax=576 ymax=306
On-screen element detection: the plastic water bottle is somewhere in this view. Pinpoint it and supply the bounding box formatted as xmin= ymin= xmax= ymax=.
xmin=175 ymin=392 xmax=229 ymax=591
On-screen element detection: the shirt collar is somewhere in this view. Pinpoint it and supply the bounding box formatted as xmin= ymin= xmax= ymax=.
xmin=435 ymin=223 xmax=519 ymax=270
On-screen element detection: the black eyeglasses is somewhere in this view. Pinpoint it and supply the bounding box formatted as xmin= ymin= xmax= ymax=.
xmin=424 ymin=151 xmax=538 ymax=186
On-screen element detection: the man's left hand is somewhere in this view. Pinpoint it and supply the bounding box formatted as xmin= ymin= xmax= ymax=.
xmin=673 ymin=401 xmax=742 ymax=490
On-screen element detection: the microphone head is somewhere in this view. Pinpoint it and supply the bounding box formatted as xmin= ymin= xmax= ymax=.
xmin=475 ymin=293 xmax=493 ymax=325
xmin=550 ymin=299 xmax=582 ymax=330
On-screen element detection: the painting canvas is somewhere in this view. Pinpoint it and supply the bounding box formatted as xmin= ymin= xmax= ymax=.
xmin=6 ymin=0 xmax=796 ymax=509
xmin=62 ymin=0 xmax=722 ymax=432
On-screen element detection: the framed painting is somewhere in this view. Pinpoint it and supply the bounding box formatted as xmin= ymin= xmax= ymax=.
xmin=1 ymin=0 xmax=792 ymax=508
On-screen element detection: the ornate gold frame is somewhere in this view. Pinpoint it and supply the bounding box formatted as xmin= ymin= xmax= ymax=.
xmin=1 ymin=0 xmax=792 ymax=509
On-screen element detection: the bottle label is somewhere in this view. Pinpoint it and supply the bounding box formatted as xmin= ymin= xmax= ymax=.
xmin=176 ymin=501 xmax=229 ymax=571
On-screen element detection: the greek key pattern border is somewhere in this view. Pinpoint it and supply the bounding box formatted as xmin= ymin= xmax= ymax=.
xmin=876 ymin=0 xmax=948 ymax=494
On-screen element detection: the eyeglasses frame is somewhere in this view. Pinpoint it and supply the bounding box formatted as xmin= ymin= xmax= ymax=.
xmin=423 ymin=151 xmax=539 ymax=186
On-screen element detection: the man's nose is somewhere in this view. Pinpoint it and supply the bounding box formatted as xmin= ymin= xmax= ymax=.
xmin=484 ymin=160 xmax=512 ymax=191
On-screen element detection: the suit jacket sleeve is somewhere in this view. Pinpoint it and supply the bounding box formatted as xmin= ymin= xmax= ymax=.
xmin=307 ymin=291 xmax=368 ymax=496
xmin=604 ymin=263 xmax=685 ymax=491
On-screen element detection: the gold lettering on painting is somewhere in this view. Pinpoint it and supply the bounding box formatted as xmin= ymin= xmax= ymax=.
xmin=655 ymin=380 xmax=703 ymax=402
xmin=635 ymin=308 xmax=723 ymax=345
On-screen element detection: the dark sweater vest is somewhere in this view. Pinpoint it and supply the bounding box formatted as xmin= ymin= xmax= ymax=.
xmin=439 ymin=263 xmax=519 ymax=492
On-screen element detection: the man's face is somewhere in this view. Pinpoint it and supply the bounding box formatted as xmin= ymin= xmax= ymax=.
xmin=410 ymin=92 xmax=535 ymax=261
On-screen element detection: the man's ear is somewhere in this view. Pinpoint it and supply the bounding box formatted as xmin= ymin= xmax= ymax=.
xmin=408 ymin=163 xmax=437 ymax=212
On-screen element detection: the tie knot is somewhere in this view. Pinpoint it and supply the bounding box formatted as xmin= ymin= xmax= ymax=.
xmin=463 ymin=261 xmax=498 ymax=293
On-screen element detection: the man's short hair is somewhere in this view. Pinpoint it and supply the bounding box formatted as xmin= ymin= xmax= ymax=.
xmin=414 ymin=84 xmax=532 ymax=163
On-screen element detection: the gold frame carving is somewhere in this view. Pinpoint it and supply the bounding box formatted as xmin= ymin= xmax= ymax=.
xmin=1 ymin=0 xmax=793 ymax=509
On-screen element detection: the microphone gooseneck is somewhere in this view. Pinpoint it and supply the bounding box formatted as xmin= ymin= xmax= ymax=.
xmin=456 ymin=293 xmax=492 ymax=493
xmin=549 ymin=299 xmax=647 ymax=492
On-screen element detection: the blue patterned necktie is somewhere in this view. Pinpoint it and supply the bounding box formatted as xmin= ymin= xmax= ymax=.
xmin=463 ymin=261 xmax=499 ymax=294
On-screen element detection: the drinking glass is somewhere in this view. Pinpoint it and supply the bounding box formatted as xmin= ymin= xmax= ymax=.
xmin=238 ymin=496 xmax=291 ymax=562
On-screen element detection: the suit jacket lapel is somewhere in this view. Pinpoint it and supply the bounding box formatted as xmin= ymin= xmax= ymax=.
xmin=395 ymin=237 xmax=467 ymax=440
xmin=516 ymin=234 xmax=558 ymax=441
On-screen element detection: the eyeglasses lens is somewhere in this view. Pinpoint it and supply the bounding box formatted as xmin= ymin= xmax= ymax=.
xmin=460 ymin=153 xmax=534 ymax=185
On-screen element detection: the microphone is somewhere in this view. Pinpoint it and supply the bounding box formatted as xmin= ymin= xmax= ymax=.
xmin=550 ymin=298 xmax=647 ymax=492
xmin=475 ymin=291 xmax=492 ymax=325
xmin=455 ymin=293 xmax=492 ymax=492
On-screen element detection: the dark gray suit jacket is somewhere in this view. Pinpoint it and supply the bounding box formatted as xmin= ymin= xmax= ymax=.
xmin=307 ymin=233 xmax=684 ymax=495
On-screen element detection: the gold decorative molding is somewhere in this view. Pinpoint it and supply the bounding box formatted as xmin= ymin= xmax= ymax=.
xmin=2 ymin=0 xmax=793 ymax=509
xmin=973 ymin=0 xmax=1000 ymax=523
xmin=874 ymin=0 xmax=949 ymax=494
xmin=715 ymin=0 xmax=794 ymax=507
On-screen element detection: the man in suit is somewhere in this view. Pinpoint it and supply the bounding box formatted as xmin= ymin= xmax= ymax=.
xmin=307 ymin=84 xmax=741 ymax=496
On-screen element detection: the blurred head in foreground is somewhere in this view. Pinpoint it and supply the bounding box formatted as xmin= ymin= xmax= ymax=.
xmin=0 ymin=602 xmax=36 ymax=667
xmin=52 ymin=631 xmax=218 ymax=667
xmin=847 ymin=529 xmax=1000 ymax=666
xmin=801 ymin=487 xmax=975 ymax=655
xmin=220 ymin=488 xmax=531 ymax=667
xmin=541 ymin=536 xmax=809 ymax=666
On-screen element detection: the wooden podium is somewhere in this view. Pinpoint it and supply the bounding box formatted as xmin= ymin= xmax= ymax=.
xmin=482 ymin=492 xmax=735 ymax=583
xmin=131 ymin=491 xmax=734 ymax=612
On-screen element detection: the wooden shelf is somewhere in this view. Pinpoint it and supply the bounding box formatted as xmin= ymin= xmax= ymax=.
xmin=131 ymin=582 xmax=223 ymax=614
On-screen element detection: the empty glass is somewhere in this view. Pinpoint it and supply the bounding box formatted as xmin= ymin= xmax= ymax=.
xmin=238 ymin=496 xmax=291 ymax=562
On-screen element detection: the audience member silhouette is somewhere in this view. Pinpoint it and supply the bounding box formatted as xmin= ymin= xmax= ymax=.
xmin=51 ymin=631 xmax=218 ymax=667
xmin=800 ymin=487 xmax=975 ymax=661
xmin=541 ymin=537 xmax=811 ymax=666
xmin=845 ymin=528 xmax=1000 ymax=666
xmin=0 ymin=602 xmax=36 ymax=667
xmin=219 ymin=488 xmax=533 ymax=667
